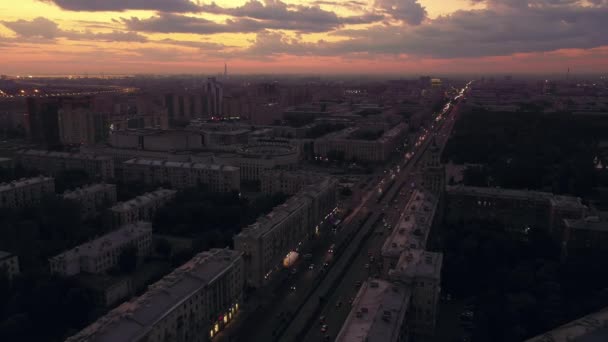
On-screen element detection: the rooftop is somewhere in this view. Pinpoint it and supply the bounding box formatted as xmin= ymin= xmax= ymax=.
xmin=237 ymin=142 xmax=298 ymax=157
xmin=564 ymin=216 xmax=608 ymax=232
xmin=389 ymin=250 xmax=443 ymax=282
xmin=18 ymin=149 xmax=112 ymax=161
xmin=66 ymin=248 xmax=242 ymax=342
xmin=123 ymin=158 xmax=239 ymax=172
xmin=63 ymin=183 xmax=115 ymax=199
xmin=109 ymin=189 xmax=176 ymax=213
xmin=525 ymin=306 xmax=608 ymax=342
xmin=49 ymin=222 xmax=152 ymax=263
xmin=237 ymin=195 xmax=311 ymax=240
xmin=448 ymin=185 xmax=586 ymax=210
xmin=381 ymin=190 xmax=437 ymax=258
xmin=447 ymin=185 xmax=553 ymax=202
xmin=378 ymin=123 xmax=407 ymax=143
xmin=0 ymin=176 xmax=54 ymax=192
xmin=335 ymin=279 xmax=411 ymax=342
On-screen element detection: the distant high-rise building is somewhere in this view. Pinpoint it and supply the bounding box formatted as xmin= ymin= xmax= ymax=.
xmin=224 ymin=62 xmax=228 ymax=79
xmin=25 ymin=97 xmax=61 ymax=148
xmin=58 ymin=96 xmax=109 ymax=146
xmin=206 ymin=77 xmax=223 ymax=117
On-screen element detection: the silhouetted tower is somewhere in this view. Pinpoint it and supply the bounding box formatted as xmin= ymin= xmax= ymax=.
xmin=422 ymin=137 xmax=445 ymax=196
xmin=224 ymin=62 xmax=228 ymax=79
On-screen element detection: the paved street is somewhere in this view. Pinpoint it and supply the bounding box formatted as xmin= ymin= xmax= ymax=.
xmin=218 ymin=88 xmax=467 ymax=342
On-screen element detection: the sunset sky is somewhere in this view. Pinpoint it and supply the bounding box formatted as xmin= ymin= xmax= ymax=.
xmin=1 ymin=0 xmax=607 ymax=75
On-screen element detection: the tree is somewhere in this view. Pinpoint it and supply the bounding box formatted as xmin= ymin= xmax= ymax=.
xmin=340 ymin=187 xmax=353 ymax=196
xmin=118 ymin=245 xmax=138 ymax=274
xmin=155 ymin=238 xmax=172 ymax=259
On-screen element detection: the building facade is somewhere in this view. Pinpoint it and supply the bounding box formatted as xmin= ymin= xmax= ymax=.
xmin=313 ymin=123 xmax=407 ymax=163
xmin=122 ymin=159 xmax=240 ymax=193
xmin=17 ymin=149 xmax=115 ymax=180
xmin=66 ymin=248 xmax=244 ymax=342
xmin=446 ymin=185 xmax=587 ymax=237
xmin=63 ymin=183 xmax=117 ymax=220
xmin=58 ymin=96 xmax=109 ymax=146
xmin=389 ymin=250 xmax=443 ymax=338
xmin=49 ymin=222 xmax=153 ymax=276
xmin=0 ymin=176 xmax=55 ymax=208
xmin=260 ymin=170 xmax=326 ymax=195
xmin=381 ymin=190 xmax=438 ymax=275
xmin=107 ymin=189 xmax=177 ymax=228
xmin=234 ymin=177 xmax=338 ymax=287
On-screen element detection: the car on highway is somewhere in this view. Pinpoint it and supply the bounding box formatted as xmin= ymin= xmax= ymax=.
xmin=321 ymin=324 xmax=328 ymax=333
xmin=355 ymin=281 xmax=362 ymax=288
xmin=319 ymin=316 xmax=326 ymax=324
xmin=364 ymin=263 xmax=370 ymax=269
xmin=309 ymin=263 xmax=315 ymax=270
xmin=290 ymin=285 xmax=297 ymax=292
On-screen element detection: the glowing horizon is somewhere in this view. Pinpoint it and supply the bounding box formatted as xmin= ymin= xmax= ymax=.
xmin=1 ymin=0 xmax=607 ymax=75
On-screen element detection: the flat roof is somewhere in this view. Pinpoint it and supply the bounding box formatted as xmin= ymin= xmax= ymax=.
xmin=124 ymin=158 xmax=239 ymax=172
xmin=447 ymin=185 xmax=553 ymax=202
xmin=564 ymin=217 xmax=608 ymax=232
xmin=49 ymin=222 xmax=152 ymax=262
xmin=66 ymin=248 xmax=242 ymax=342
xmin=390 ymin=250 xmax=442 ymax=281
xmin=0 ymin=176 xmax=53 ymax=192
xmin=109 ymin=189 xmax=176 ymax=213
xmin=63 ymin=183 xmax=115 ymax=199
xmin=335 ymin=279 xmax=411 ymax=342
xmin=381 ymin=190 xmax=437 ymax=258
xmin=525 ymin=306 xmax=608 ymax=342
xmin=236 ymin=195 xmax=311 ymax=240
xmin=448 ymin=185 xmax=586 ymax=209
xmin=18 ymin=149 xmax=113 ymax=161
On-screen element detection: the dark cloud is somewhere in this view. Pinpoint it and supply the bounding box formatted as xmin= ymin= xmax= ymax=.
xmin=198 ymin=0 xmax=383 ymax=32
xmin=39 ymin=0 xmax=200 ymax=12
xmin=375 ymin=0 xmax=427 ymax=25
xmin=1 ymin=17 xmax=147 ymax=42
xmin=122 ymin=14 xmax=262 ymax=34
xmin=122 ymin=3 xmax=383 ymax=35
xmin=2 ymin=17 xmax=61 ymax=39
xmin=233 ymin=1 xmax=608 ymax=59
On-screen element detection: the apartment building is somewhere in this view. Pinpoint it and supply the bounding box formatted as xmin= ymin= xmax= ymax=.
xmin=313 ymin=122 xmax=407 ymax=163
xmin=65 ymin=248 xmax=244 ymax=342
xmin=234 ymin=178 xmax=338 ymax=287
xmin=123 ymin=159 xmax=240 ymax=193
xmin=107 ymin=189 xmax=176 ymax=228
xmin=0 ymin=251 xmax=20 ymax=280
xmin=335 ymin=279 xmax=411 ymax=342
xmin=63 ymin=183 xmax=117 ymax=219
xmin=561 ymin=216 xmax=608 ymax=259
xmin=389 ymin=250 xmax=443 ymax=338
xmin=446 ymin=185 xmax=587 ymax=237
xmin=49 ymin=222 xmax=153 ymax=276
xmin=0 ymin=176 xmax=55 ymax=208
xmin=260 ymin=170 xmax=326 ymax=195
xmin=381 ymin=190 xmax=438 ymax=275
xmin=17 ymin=149 xmax=115 ymax=180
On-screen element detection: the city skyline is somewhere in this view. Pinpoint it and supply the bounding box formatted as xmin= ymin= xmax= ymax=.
xmin=1 ymin=0 xmax=608 ymax=75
